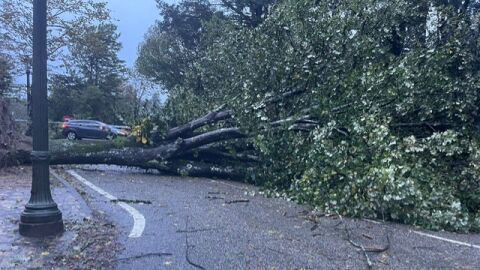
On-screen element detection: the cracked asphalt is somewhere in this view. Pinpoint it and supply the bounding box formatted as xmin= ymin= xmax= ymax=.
xmin=57 ymin=165 xmax=480 ymax=270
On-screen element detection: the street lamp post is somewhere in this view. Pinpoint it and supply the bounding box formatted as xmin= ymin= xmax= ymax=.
xmin=19 ymin=0 xmax=64 ymax=237
xmin=25 ymin=63 xmax=32 ymax=136
xmin=26 ymin=65 xmax=30 ymax=103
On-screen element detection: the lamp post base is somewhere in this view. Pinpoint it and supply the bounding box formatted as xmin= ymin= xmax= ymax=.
xmin=19 ymin=206 xmax=64 ymax=237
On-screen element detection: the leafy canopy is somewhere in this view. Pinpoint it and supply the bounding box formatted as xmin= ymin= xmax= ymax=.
xmin=137 ymin=0 xmax=480 ymax=231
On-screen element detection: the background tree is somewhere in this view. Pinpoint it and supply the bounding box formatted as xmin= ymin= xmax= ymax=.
xmin=137 ymin=0 xmax=278 ymax=91
xmin=0 ymin=55 xmax=12 ymax=96
xmin=49 ymin=23 xmax=127 ymax=124
xmin=115 ymin=70 xmax=164 ymax=124
xmin=48 ymin=74 xmax=83 ymax=121
xmin=0 ymin=0 xmax=110 ymax=70
xmin=137 ymin=0 xmax=218 ymax=92
xmin=67 ymin=23 xmax=125 ymax=87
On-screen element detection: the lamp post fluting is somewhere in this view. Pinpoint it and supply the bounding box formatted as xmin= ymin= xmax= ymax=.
xmin=19 ymin=0 xmax=64 ymax=237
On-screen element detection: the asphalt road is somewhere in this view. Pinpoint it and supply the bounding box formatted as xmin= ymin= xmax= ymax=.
xmin=57 ymin=165 xmax=480 ymax=270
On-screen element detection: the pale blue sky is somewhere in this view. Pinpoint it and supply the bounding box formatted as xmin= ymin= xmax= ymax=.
xmin=106 ymin=0 xmax=177 ymax=68
xmin=106 ymin=0 xmax=158 ymax=68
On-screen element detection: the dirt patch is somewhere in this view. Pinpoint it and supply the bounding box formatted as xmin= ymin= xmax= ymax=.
xmin=0 ymin=165 xmax=32 ymax=187
xmin=1 ymin=212 xmax=120 ymax=269
xmin=43 ymin=212 xmax=120 ymax=269
xmin=0 ymin=167 xmax=121 ymax=269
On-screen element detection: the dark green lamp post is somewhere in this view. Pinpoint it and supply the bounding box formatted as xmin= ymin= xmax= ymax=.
xmin=19 ymin=0 xmax=64 ymax=237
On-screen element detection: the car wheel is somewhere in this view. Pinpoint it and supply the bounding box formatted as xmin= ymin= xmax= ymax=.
xmin=66 ymin=131 xmax=77 ymax=141
xmin=106 ymin=134 xmax=116 ymax=140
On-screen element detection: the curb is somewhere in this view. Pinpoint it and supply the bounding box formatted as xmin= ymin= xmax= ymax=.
xmin=51 ymin=170 xmax=93 ymax=218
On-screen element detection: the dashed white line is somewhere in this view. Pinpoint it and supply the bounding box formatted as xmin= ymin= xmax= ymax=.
xmin=67 ymin=170 xmax=146 ymax=238
xmin=410 ymin=230 xmax=480 ymax=250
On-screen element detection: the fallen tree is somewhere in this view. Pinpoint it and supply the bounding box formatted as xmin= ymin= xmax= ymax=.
xmin=4 ymin=106 xmax=258 ymax=180
xmin=4 ymin=95 xmax=319 ymax=180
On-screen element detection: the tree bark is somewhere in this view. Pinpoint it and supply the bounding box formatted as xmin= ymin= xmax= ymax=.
xmin=2 ymin=105 xmax=250 ymax=180
xmin=165 ymin=110 xmax=232 ymax=140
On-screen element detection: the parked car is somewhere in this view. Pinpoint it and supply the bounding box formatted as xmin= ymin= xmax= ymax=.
xmin=62 ymin=120 xmax=115 ymax=140
xmin=109 ymin=125 xmax=129 ymax=137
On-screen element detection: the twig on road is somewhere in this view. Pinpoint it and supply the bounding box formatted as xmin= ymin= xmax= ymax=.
xmin=283 ymin=209 xmax=310 ymax=219
xmin=185 ymin=216 xmax=206 ymax=270
xmin=176 ymin=227 xmax=220 ymax=233
xmin=205 ymin=195 xmax=225 ymax=200
xmin=362 ymin=233 xmax=373 ymax=240
xmin=115 ymin=252 xmax=173 ymax=262
xmin=338 ymin=213 xmax=373 ymax=269
xmin=111 ymin=199 xmax=152 ymax=205
xmin=267 ymin=247 xmax=289 ymax=255
xmin=337 ymin=213 xmax=391 ymax=269
xmin=205 ymin=192 xmax=250 ymax=204
xmin=208 ymin=191 xmax=226 ymax=195
xmin=225 ymin=199 xmax=250 ymax=204
xmin=79 ymin=241 xmax=94 ymax=253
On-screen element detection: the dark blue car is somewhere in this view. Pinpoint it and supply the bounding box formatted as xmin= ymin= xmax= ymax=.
xmin=62 ymin=120 xmax=114 ymax=140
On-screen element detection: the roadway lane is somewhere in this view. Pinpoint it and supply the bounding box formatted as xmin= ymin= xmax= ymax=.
xmin=57 ymin=166 xmax=480 ymax=270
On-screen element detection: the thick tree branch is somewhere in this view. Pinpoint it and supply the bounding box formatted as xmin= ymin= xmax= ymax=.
xmin=179 ymin=145 xmax=259 ymax=163
xmin=164 ymin=107 xmax=232 ymax=140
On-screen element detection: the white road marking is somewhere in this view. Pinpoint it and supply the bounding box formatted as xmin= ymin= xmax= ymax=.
xmin=67 ymin=170 xmax=146 ymax=238
xmin=116 ymin=202 xmax=146 ymax=238
xmin=410 ymin=230 xmax=480 ymax=250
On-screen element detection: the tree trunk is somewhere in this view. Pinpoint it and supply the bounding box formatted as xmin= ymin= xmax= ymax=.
xmin=3 ymin=107 xmax=251 ymax=180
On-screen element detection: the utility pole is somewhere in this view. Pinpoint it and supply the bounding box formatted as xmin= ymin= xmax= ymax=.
xmin=19 ymin=0 xmax=64 ymax=237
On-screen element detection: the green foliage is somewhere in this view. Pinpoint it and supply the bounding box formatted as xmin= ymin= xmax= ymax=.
xmin=137 ymin=0 xmax=218 ymax=91
xmin=131 ymin=113 xmax=170 ymax=145
xmin=112 ymin=136 xmax=129 ymax=148
xmin=295 ymin=115 xmax=480 ymax=231
xmin=49 ymin=75 xmax=122 ymax=123
xmin=138 ymin=0 xmax=480 ymax=231
xmin=49 ymin=74 xmax=82 ymax=120
xmin=68 ymin=23 xmax=125 ymax=87
xmin=49 ymin=23 xmax=131 ymax=124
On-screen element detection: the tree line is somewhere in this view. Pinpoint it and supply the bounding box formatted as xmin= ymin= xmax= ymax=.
xmin=0 ymin=0 xmax=160 ymax=124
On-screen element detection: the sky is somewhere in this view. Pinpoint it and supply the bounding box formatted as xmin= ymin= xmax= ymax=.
xmin=106 ymin=0 xmax=177 ymax=69
xmin=14 ymin=0 xmax=175 ymax=85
